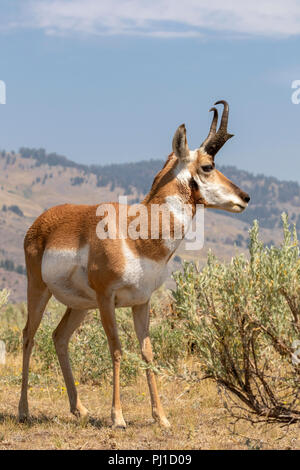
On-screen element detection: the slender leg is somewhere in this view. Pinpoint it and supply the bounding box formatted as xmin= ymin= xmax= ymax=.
xmin=132 ymin=301 xmax=170 ymax=428
xmin=18 ymin=283 xmax=51 ymax=421
xmin=52 ymin=307 xmax=89 ymax=418
xmin=97 ymin=294 xmax=126 ymax=428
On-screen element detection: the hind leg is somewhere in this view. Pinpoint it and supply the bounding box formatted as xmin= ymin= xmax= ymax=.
xmin=18 ymin=280 xmax=51 ymax=421
xmin=52 ymin=307 xmax=88 ymax=418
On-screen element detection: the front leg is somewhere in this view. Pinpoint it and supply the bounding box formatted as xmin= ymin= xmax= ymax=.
xmin=132 ymin=301 xmax=170 ymax=428
xmin=97 ymin=294 xmax=126 ymax=429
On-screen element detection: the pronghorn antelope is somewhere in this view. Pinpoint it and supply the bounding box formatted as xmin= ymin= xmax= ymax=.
xmin=18 ymin=100 xmax=250 ymax=428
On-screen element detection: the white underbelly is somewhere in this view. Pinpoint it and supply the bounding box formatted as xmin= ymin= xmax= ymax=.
xmin=41 ymin=243 xmax=170 ymax=310
xmin=115 ymin=285 xmax=157 ymax=308
xmin=41 ymin=247 xmax=97 ymax=310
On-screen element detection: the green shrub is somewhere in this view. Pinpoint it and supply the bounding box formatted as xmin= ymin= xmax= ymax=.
xmin=172 ymin=213 xmax=300 ymax=423
xmin=25 ymin=302 xmax=121 ymax=384
xmin=0 ymin=295 xmax=183 ymax=385
xmin=0 ymin=290 xmax=21 ymax=353
xmin=2 ymin=212 xmax=300 ymax=425
xmin=0 ymin=289 xmax=9 ymax=311
xmin=33 ymin=307 xmax=143 ymax=385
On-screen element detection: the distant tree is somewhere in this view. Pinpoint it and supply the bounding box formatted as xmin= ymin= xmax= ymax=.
xmin=0 ymin=258 xmax=26 ymax=275
xmin=70 ymin=176 xmax=84 ymax=186
xmin=8 ymin=205 xmax=24 ymax=217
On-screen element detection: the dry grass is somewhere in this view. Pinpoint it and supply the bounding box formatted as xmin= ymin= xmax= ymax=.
xmin=0 ymin=354 xmax=299 ymax=450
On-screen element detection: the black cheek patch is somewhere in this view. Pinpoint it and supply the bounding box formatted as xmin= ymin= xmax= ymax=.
xmin=190 ymin=178 xmax=199 ymax=191
xmin=190 ymin=178 xmax=207 ymax=205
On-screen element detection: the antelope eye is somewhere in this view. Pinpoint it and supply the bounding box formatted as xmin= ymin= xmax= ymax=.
xmin=201 ymin=164 xmax=214 ymax=173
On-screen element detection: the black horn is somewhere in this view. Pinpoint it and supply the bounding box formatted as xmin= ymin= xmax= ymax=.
xmin=200 ymin=107 xmax=218 ymax=150
xmin=200 ymin=100 xmax=234 ymax=157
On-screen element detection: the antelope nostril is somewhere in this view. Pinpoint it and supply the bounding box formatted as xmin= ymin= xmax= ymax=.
xmin=243 ymin=194 xmax=250 ymax=203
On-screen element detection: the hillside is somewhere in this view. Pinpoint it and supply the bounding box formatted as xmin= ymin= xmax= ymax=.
xmin=1 ymin=147 xmax=300 ymax=302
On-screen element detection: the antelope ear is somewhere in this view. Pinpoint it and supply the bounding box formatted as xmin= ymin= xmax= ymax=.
xmin=172 ymin=124 xmax=189 ymax=161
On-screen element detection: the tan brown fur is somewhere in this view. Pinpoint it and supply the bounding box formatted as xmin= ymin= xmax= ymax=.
xmin=19 ymin=115 xmax=249 ymax=429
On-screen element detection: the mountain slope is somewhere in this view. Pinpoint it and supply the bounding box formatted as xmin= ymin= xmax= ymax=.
xmin=0 ymin=147 xmax=299 ymax=302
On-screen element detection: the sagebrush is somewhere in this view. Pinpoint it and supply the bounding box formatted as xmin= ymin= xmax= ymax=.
xmin=1 ymin=214 xmax=300 ymax=424
xmin=172 ymin=213 xmax=300 ymax=423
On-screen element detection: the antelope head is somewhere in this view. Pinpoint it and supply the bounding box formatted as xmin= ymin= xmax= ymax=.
xmin=172 ymin=100 xmax=250 ymax=213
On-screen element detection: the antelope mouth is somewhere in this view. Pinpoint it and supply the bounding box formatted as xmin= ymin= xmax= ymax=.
xmin=228 ymin=202 xmax=248 ymax=213
xmin=237 ymin=203 xmax=246 ymax=211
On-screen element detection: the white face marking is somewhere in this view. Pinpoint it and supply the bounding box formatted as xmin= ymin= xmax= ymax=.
xmin=42 ymin=245 xmax=97 ymax=309
xmin=173 ymin=147 xmax=247 ymax=212
xmin=193 ymin=173 xmax=246 ymax=212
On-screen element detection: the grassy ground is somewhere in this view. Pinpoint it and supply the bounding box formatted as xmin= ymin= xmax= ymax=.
xmin=0 ymin=353 xmax=299 ymax=450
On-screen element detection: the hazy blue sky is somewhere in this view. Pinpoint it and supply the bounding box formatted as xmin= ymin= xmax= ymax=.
xmin=0 ymin=1 xmax=300 ymax=181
